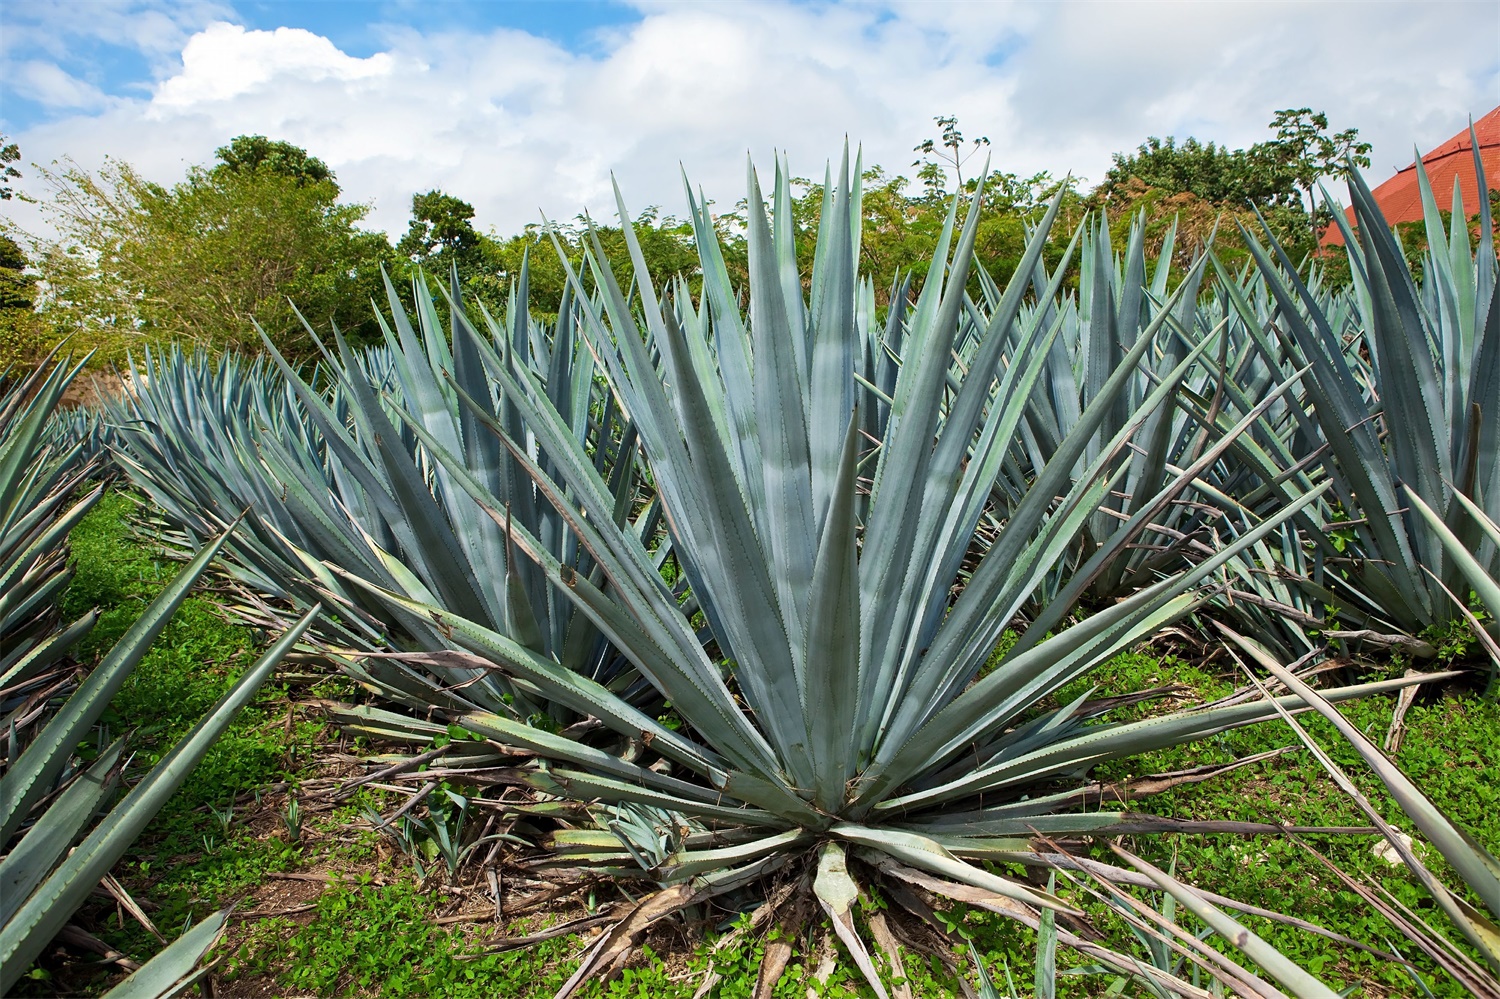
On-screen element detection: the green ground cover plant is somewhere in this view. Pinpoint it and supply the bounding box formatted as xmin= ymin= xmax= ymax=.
xmin=36 ymin=489 xmax=1496 ymax=997
xmin=1055 ymin=651 xmax=1499 ymax=994
xmin=62 ymin=494 xmax=310 ymax=847
xmin=11 ymin=493 xmax=323 ymax=995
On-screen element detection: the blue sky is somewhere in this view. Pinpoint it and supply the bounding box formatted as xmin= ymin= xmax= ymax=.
xmin=3 ymin=1 xmax=1497 ymax=240
xmin=235 ymin=1 xmax=643 ymax=55
xmin=2 ymin=1 xmax=644 ymax=131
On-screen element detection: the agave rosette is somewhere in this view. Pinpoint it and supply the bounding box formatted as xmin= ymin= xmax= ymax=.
xmin=104 ymin=347 xmax=323 ymax=602
xmin=993 ymin=210 xmax=1308 ymax=610
xmin=254 ymin=270 xmax=662 ymax=726
xmin=334 ymin=154 xmax=1438 ymax=993
xmin=1225 ymin=133 xmax=1499 ymax=642
xmin=105 ymin=273 xmax=661 ymax=729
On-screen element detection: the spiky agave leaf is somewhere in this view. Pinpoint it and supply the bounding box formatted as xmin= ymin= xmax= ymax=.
xmin=104 ymin=340 xmax=442 ymax=640
xmin=345 ymin=152 xmax=1443 ymax=995
xmin=1109 ymin=845 xmax=1340 ymax=999
xmin=99 ymin=907 xmax=231 ymax=999
xmin=105 ymin=270 xmax=659 ymax=727
xmin=1232 ymin=140 xmax=1500 ymax=637
xmin=1 ymin=354 xmax=109 ymax=840
xmin=1189 ymin=252 xmax=1388 ymax=657
xmin=0 ymin=600 xmax=318 ymax=991
xmin=1 ymin=353 xmax=103 ymax=665
xmin=99 ymin=344 xmax=402 ymax=713
xmin=983 ymin=230 xmax=1337 ymax=661
xmin=1219 ymin=624 xmax=1499 ymax=987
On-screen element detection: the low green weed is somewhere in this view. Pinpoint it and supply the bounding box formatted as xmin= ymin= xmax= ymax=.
xmin=60 ymin=491 xmax=327 ymax=954
xmin=55 ymin=491 xmax=1500 ymax=997
xmin=227 ymin=874 xmax=581 ymax=998
xmin=1071 ymin=645 xmax=1500 ymax=996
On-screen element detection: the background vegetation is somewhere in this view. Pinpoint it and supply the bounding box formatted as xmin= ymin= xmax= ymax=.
xmin=2 ymin=107 xmax=1364 ymax=369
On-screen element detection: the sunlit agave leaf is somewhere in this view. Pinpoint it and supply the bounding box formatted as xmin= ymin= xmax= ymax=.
xmin=100 ymin=908 xmax=231 ymax=999
xmin=1233 ymin=146 xmax=1500 ymax=637
xmin=353 ymin=150 xmax=1435 ymax=993
xmin=1220 ymin=622 xmax=1500 ymax=973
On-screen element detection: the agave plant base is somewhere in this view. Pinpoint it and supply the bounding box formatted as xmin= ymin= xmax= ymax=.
xmin=505 ymin=819 xmax=1389 ymax=999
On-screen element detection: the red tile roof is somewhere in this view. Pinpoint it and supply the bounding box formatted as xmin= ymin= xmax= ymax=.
xmin=1322 ymin=105 xmax=1500 ymax=246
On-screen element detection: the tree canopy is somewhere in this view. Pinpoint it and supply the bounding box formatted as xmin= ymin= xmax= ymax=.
xmin=1266 ymin=107 xmax=1372 ymax=227
xmin=1091 ymin=108 xmax=1371 ymax=265
xmin=3 ymin=109 xmax=1380 ymax=367
xmin=26 ymin=141 xmax=389 ymax=361
xmin=397 ymin=189 xmax=486 ymax=282
xmin=1100 ymin=136 xmax=1298 ymax=209
xmin=0 ymin=135 xmax=21 ymax=203
xmin=213 ymin=135 xmax=336 ymax=188
xmin=1100 ymin=108 xmax=1370 ymax=212
xmin=0 ymin=234 xmax=36 ymax=312
xmin=0 ymin=138 xmax=48 ymax=368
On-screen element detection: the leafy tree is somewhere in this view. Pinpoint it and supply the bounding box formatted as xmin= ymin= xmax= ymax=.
xmin=0 ymin=135 xmax=35 ymax=311
xmin=1100 ymin=136 xmax=1299 ymax=210
xmin=764 ymin=162 xmax=1083 ymax=309
xmin=0 ymin=234 xmax=50 ymax=370
xmin=1266 ymin=107 xmax=1372 ymax=215
xmin=913 ymin=115 xmax=991 ymax=196
xmin=1094 ymin=109 xmax=1368 ymax=270
xmin=397 ymin=190 xmax=485 ymax=277
xmin=212 ymin=135 xmax=335 ymax=187
xmin=1 ymin=135 xmax=21 ymax=202
xmin=384 ymin=182 xmax=704 ymax=324
xmin=396 ymin=119 xmax=1080 ymax=326
xmin=0 ymin=139 xmax=50 ymax=367
xmin=473 ymin=207 xmax=700 ymax=320
xmin=1100 ymin=109 xmax=1368 ymax=220
xmin=849 ymin=166 xmax=953 ymax=285
xmin=26 ymin=139 xmax=389 ymax=362
xmin=0 ymin=235 xmax=37 ymax=312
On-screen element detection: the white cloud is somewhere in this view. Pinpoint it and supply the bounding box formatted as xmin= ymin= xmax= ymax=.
xmin=153 ymin=23 xmax=394 ymax=107
xmin=4 ymin=0 xmax=1498 ymax=245
xmin=11 ymin=61 xmax=109 ymax=109
xmin=0 ymin=0 xmax=235 ymax=67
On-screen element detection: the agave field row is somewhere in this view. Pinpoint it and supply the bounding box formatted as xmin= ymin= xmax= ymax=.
xmin=4 ymin=138 xmax=1499 ymax=997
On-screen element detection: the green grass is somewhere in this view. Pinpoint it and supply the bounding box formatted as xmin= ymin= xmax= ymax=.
xmin=62 ymin=493 xmax=313 ymax=852
xmin=221 ymin=870 xmax=966 ymax=998
xmin=1050 ymin=646 xmax=1499 ymax=995
xmin=42 ymin=490 xmax=1500 ymax=997
xmin=26 ymin=491 xmax=330 ymax=994
xmin=228 ymin=873 xmax=578 ymax=998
